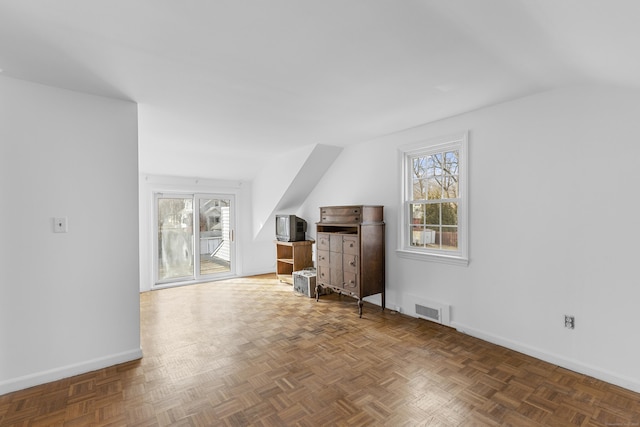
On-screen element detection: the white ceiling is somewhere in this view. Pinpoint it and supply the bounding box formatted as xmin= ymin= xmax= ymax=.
xmin=2 ymin=0 xmax=639 ymax=180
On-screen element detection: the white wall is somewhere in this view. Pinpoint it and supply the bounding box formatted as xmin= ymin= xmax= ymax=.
xmin=138 ymin=175 xmax=275 ymax=292
xmin=252 ymin=144 xmax=317 ymax=239
xmin=299 ymin=85 xmax=640 ymax=393
xmin=0 ymin=76 xmax=141 ymax=395
xmin=252 ymin=144 xmax=343 ymax=241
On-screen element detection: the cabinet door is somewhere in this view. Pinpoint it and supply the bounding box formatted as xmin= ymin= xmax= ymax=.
xmin=330 ymin=268 xmax=344 ymax=289
xmin=329 ymin=248 xmax=342 ymax=269
xmin=329 ymin=234 xmax=343 ymax=252
xmin=329 ymin=249 xmax=343 ymax=288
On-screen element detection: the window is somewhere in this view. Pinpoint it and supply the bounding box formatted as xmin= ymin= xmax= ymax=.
xmin=398 ymin=132 xmax=468 ymax=265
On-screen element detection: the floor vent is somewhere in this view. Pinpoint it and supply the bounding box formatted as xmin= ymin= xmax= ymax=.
xmin=409 ymin=296 xmax=450 ymax=325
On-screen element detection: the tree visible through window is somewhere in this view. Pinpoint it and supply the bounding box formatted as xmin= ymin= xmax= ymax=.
xmin=399 ymin=132 xmax=468 ymax=264
xmin=410 ymin=149 xmax=459 ymax=250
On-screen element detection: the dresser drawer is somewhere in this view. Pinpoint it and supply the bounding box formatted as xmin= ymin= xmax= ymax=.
xmin=317 ymin=233 xmax=330 ymax=251
xmin=320 ymin=214 xmax=361 ymax=224
xmin=343 ymin=254 xmax=358 ymax=273
xmin=320 ymin=206 xmax=361 ymax=223
xmin=317 ymin=250 xmax=329 ymax=267
xmin=343 ymin=235 xmax=358 ymax=255
xmin=317 ymin=266 xmax=330 ymax=284
xmin=343 ymin=272 xmax=358 ymax=292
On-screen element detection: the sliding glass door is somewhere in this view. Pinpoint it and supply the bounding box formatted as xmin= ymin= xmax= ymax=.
xmin=157 ymin=195 xmax=193 ymax=282
xmin=197 ymin=196 xmax=232 ymax=277
xmin=156 ymin=193 xmax=234 ymax=286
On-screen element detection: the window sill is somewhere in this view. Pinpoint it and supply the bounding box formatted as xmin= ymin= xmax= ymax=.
xmin=396 ymin=249 xmax=469 ymax=266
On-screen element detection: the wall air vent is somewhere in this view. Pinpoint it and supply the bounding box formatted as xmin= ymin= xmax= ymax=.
xmin=408 ymin=295 xmax=451 ymax=326
xmin=416 ymin=304 xmax=440 ymax=323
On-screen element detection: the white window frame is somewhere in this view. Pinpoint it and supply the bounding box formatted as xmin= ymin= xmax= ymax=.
xmin=397 ymin=131 xmax=469 ymax=266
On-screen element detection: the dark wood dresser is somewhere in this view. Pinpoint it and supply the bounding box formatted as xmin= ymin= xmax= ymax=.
xmin=315 ymin=205 xmax=385 ymax=317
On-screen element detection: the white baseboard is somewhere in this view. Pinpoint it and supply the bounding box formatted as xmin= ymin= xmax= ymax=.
xmin=0 ymin=348 xmax=143 ymax=396
xmin=242 ymin=269 xmax=279 ymax=277
xmin=451 ymin=321 xmax=640 ymax=394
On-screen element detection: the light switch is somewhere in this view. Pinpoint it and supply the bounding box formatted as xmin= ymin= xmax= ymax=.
xmin=54 ymin=217 xmax=68 ymax=233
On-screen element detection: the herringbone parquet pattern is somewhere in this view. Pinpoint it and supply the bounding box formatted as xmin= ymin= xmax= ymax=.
xmin=1 ymin=274 xmax=639 ymax=426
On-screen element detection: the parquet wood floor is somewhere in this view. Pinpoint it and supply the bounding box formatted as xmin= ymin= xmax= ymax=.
xmin=2 ymin=274 xmax=639 ymax=426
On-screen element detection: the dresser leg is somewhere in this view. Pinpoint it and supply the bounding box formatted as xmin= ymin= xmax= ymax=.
xmin=358 ymin=299 xmax=363 ymax=318
xmin=315 ymin=284 xmax=320 ymax=302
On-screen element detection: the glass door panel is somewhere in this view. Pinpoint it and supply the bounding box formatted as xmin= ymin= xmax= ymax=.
xmin=198 ymin=197 xmax=232 ymax=277
xmin=157 ymin=196 xmax=194 ymax=282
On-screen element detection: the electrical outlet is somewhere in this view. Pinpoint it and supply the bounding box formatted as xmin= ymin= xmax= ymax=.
xmin=564 ymin=315 xmax=575 ymax=329
xmin=54 ymin=217 xmax=68 ymax=233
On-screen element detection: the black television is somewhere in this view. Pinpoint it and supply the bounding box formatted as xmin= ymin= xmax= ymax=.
xmin=275 ymin=214 xmax=307 ymax=242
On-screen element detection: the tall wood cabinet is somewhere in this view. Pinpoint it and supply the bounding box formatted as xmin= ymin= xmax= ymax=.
xmin=275 ymin=240 xmax=314 ymax=284
xmin=315 ymin=205 xmax=385 ymax=317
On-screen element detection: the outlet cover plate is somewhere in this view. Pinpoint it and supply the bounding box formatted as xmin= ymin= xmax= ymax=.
xmin=54 ymin=217 xmax=68 ymax=233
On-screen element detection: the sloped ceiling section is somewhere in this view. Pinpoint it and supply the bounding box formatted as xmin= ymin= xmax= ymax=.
xmin=252 ymin=144 xmax=342 ymax=240
xmin=1 ymin=1 xmax=640 ymax=182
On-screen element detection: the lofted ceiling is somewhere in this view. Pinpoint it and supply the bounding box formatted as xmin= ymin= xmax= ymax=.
xmin=1 ymin=0 xmax=639 ymax=180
